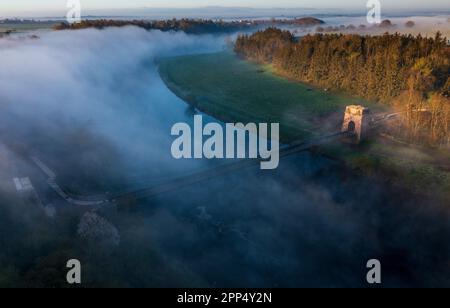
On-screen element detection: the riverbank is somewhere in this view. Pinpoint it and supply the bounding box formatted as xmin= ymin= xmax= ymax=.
xmin=159 ymin=51 xmax=450 ymax=201
xmin=159 ymin=51 xmax=378 ymax=142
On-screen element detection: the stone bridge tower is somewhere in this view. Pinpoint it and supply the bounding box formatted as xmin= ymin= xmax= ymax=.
xmin=342 ymin=105 xmax=371 ymax=143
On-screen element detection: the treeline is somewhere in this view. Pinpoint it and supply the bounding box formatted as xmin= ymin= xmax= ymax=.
xmin=314 ymin=19 xmax=413 ymax=33
xmin=53 ymin=18 xmax=251 ymax=34
xmin=235 ymin=28 xmax=450 ymax=147
xmin=53 ymin=17 xmax=325 ymax=34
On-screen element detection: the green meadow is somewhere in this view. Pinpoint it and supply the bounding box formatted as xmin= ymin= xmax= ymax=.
xmin=159 ymin=51 xmax=375 ymax=142
xmin=159 ymin=51 xmax=450 ymax=200
xmin=0 ymin=22 xmax=57 ymax=33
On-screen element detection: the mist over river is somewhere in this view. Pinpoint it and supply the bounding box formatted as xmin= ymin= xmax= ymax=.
xmin=0 ymin=27 xmax=449 ymax=287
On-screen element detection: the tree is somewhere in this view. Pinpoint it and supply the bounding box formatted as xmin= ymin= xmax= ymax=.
xmin=405 ymin=21 xmax=415 ymax=28
xmin=235 ymin=28 xmax=450 ymax=146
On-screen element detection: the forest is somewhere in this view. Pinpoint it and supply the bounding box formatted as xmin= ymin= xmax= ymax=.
xmin=52 ymin=17 xmax=324 ymax=34
xmin=53 ymin=19 xmax=253 ymax=33
xmin=235 ymin=28 xmax=450 ymax=147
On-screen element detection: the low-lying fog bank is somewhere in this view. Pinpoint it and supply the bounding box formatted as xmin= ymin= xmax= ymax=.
xmin=287 ymin=15 xmax=450 ymax=37
xmin=0 ymin=27 xmax=230 ymax=193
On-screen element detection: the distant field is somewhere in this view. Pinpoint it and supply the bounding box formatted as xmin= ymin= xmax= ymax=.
xmin=159 ymin=52 xmax=375 ymax=142
xmin=0 ymin=22 xmax=57 ymax=33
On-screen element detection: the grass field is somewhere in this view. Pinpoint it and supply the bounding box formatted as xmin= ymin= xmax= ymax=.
xmin=0 ymin=22 xmax=57 ymax=33
xmin=159 ymin=51 xmax=450 ymax=200
xmin=159 ymin=51 xmax=376 ymax=142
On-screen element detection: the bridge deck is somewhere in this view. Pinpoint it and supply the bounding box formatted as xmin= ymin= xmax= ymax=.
xmin=30 ymin=131 xmax=353 ymax=205
xmin=111 ymin=131 xmax=353 ymax=202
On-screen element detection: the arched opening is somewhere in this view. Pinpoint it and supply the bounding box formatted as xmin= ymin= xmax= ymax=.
xmin=347 ymin=121 xmax=356 ymax=132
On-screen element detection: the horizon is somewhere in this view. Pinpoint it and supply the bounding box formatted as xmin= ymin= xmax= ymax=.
xmin=1 ymin=2 xmax=449 ymax=18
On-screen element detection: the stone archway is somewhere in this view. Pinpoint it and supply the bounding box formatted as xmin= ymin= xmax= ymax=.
xmin=347 ymin=121 xmax=356 ymax=133
xmin=342 ymin=105 xmax=371 ymax=143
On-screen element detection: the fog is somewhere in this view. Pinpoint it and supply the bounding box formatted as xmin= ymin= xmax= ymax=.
xmin=289 ymin=15 xmax=450 ymax=37
xmin=0 ymin=27 xmax=231 ymax=193
xmin=0 ymin=27 xmax=450 ymax=287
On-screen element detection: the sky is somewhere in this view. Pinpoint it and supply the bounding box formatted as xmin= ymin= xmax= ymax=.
xmin=0 ymin=0 xmax=449 ymax=17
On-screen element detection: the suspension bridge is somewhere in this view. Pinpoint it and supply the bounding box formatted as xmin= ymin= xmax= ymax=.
xmin=29 ymin=105 xmax=402 ymax=206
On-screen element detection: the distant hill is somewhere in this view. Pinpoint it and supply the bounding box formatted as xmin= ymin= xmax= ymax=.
xmin=290 ymin=17 xmax=325 ymax=26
